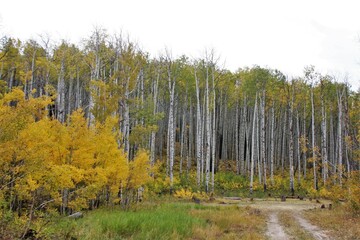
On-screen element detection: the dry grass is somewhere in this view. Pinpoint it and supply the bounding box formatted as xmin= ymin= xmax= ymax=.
xmin=189 ymin=205 xmax=267 ymax=240
xmin=303 ymin=205 xmax=360 ymax=240
xmin=277 ymin=210 xmax=314 ymax=240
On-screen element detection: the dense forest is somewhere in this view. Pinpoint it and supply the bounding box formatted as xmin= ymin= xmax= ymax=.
xmin=0 ymin=28 xmax=359 ymax=238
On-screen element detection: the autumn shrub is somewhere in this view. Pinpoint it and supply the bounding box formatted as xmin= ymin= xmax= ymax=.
xmin=344 ymin=171 xmax=360 ymax=216
xmin=174 ymin=188 xmax=194 ymax=199
xmin=215 ymin=172 xmax=246 ymax=192
xmin=0 ymin=90 xmax=153 ymax=237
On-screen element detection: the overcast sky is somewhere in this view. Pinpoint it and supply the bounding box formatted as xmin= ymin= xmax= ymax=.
xmin=1 ymin=0 xmax=359 ymax=89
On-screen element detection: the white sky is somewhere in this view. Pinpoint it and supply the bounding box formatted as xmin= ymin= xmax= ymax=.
xmin=1 ymin=0 xmax=360 ymax=89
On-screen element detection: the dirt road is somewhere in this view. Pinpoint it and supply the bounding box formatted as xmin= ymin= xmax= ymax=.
xmin=214 ymin=197 xmax=332 ymax=240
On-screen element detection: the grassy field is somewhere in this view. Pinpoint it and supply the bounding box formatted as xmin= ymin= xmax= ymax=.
xmin=46 ymin=201 xmax=267 ymax=240
xmin=303 ymin=204 xmax=360 ymax=240
xmin=43 ymin=197 xmax=360 ymax=240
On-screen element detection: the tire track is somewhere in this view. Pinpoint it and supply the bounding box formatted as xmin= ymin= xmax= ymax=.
xmin=266 ymin=212 xmax=289 ymax=240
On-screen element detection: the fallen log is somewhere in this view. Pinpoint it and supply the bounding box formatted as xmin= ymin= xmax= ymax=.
xmin=68 ymin=212 xmax=83 ymax=219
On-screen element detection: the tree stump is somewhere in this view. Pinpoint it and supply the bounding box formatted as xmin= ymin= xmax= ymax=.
xmin=281 ymin=195 xmax=286 ymax=202
xmin=192 ymin=196 xmax=200 ymax=204
xmin=329 ymin=204 xmax=332 ymax=210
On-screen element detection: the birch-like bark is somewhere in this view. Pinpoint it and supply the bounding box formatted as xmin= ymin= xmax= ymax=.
xmin=123 ymin=77 xmax=130 ymax=156
xmin=187 ymin=100 xmax=193 ymax=173
xmin=270 ymin=101 xmax=275 ymax=184
xmin=296 ymin=110 xmax=301 ymax=185
xmin=75 ymin=69 xmax=81 ymax=109
xmin=56 ymin=60 xmax=65 ymax=123
xmin=303 ymin=103 xmax=307 ymax=177
xmin=67 ymin=77 xmax=73 ymax=116
xmin=250 ymin=93 xmax=258 ymax=194
xmin=260 ymin=90 xmax=266 ymax=191
xmin=222 ymin=100 xmax=228 ymax=160
xmin=29 ymin=48 xmax=37 ymax=97
xmin=205 ymin=66 xmax=211 ymax=192
xmin=235 ymin=100 xmax=240 ymax=174
xmin=281 ymin=109 xmax=287 ymax=175
xmin=240 ymin=99 xmax=247 ymax=175
xmin=195 ymin=68 xmax=202 ymax=186
xmin=329 ymin=110 xmax=335 ymax=175
xmin=311 ymin=87 xmax=317 ymax=190
xmin=321 ymin=92 xmax=328 ymax=184
xmin=167 ymin=69 xmax=176 ymax=190
xmin=150 ymin=70 xmax=159 ymax=166
xmin=180 ymin=96 xmax=187 ymax=175
xmin=211 ymin=67 xmax=216 ymax=192
xmin=337 ymin=89 xmax=343 ymax=185
xmin=289 ymin=89 xmax=295 ymax=195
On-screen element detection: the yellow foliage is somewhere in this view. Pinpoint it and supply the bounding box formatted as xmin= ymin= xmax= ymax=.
xmin=0 ymin=91 xmax=150 ymax=216
xmin=174 ymin=188 xmax=194 ymax=199
xmin=128 ymin=150 xmax=151 ymax=189
xmin=192 ymin=191 xmax=210 ymax=201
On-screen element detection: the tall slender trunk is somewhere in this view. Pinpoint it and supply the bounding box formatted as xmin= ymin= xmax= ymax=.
xmin=303 ymin=103 xmax=307 ymax=177
xmin=68 ymin=77 xmax=73 ymax=116
xmin=201 ymin=94 xmax=206 ymax=183
xmin=211 ymin=68 xmax=216 ymax=192
xmin=123 ymin=78 xmax=130 ymax=157
xmin=337 ymin=89 xmax=343 ymax=185
xmin=270 ymin=101 xmax=275 ymax=184
xmin=250 ymin=93 xmax=258 ymax=194
xmin=240 ymin=99 xmax=247 ymax=175
xmin=167 ymin=74 xmax=176 ymax=190
xmin=150 ymin=71 xmax=159 ymax=166
xmin=205 ymin=67 xmax=211 ymax=192
xmin=281 ymin=109 xmax=287 ymax=175
xmin=235 ymin=101 xmax=240 ymax=174
xmin=56 ymin=60 xmax=65 ymax=123
xmin=75 ymin=69 xmax=81 ymax=109
xmin=296 ymin=110 xmax=301 ymax=185
xmin=195 ymin=69 xmax=202 ymax=186
xmin=180 ymin=96 xmax=187 ymax=175
xmin=329 ymin=110 xmax=335 ymax=176
xmin=187 ymin=100 xmax=193 ymax=173
xmin=289 ymin=89 xmax=295 ymax=195
xmin=311 ymin=87 xmax=317 ymax=190
xmin=29 ymin=49 xmax=37 ymax=97
xmin=260 ymin=90 xmax=266 ymax=191
xmin=321 ymin=93 xmax=328 ymax=184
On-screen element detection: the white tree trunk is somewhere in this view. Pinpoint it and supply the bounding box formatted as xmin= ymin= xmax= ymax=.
xmin=167 ymin=70 xmax=176 ymax=189
xmin=205 ymin=67 xmax=211 ymax=192
xmin=289 ymin=89 xmax=295 ymax=195
xmin=321 ymin=96 xmax=328 ymax=184
xmin=303 ymin=104 xmax=307 ymax=178
xmin=311 ymin=87 xmax=317 ymax=189
xmin=56 ymin=61 xmax=65 ymax=123
xmin=150 ymin=70 xmax=159 ymax=166
xmin=270 ymin=101 xmax=275 ymax=185
xmin=250 ymin=93 xmax=258 ymax=194
xmin=296 ymin=110 xmax=301 ymax=185
xmin=195 ymin=68 xmax=202 ymax=187
xmin=260 ymin=90 xmax=266 ymax=191
xmin=211 ymin=67 xmax=216 ymax=192
xmin=337 ymin=89 xmax=343 ymax=185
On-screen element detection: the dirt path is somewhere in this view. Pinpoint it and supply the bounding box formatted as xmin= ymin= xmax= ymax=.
xmin=210 ymin=198 xmax=332 ymax=239
xmin=294 ymin=214 xmax=330 ymax=240
xmin=266 ymin=212 xmax=289 ymax=240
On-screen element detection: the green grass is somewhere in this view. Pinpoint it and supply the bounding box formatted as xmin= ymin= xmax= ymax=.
xmin=47 ymin=203 xmax=205 ymax=240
